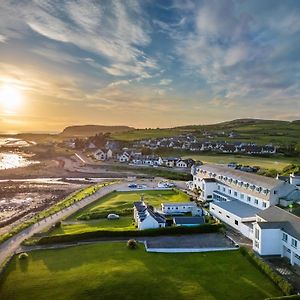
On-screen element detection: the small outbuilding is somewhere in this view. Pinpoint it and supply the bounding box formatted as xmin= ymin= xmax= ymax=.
xmin=173 ymin=216 xmax=205 ymax=227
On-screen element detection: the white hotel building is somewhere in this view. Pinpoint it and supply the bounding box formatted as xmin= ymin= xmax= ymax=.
xmin=192 ymin=164 xmax=300 ymax=265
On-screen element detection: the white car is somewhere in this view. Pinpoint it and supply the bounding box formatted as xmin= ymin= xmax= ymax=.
xmin=107 ymin=213 xmax=120 ymax=220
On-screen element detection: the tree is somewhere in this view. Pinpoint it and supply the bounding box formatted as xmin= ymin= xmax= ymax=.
xmin=127 ymin=239 xmax=138 ymax=249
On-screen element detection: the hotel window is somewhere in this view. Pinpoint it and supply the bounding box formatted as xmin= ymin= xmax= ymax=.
xmin=282 ymin=233 xmax=288 ymax=242
xmin=212 ymin=207 xmax=215 ymax=210
xmin=292 ymin=239 xmax=298 ymax=249
xmin=255 ymin=228 xmax=260 ymax=240
xmin=226 ymin=215 xmax=230 ymax=218
xmin=262 ymin=202 xmax=267 ymax=208
xmin=228 ymin=189 xmax=231 ymax=194
xmin=234 ymin=191 xmax=237 ymax=197
xmin=223 ymin=187 xmax=225 ymax=192
xmin=247 ymin=196 xmax=251 ymax=202
xmin=218 ymin=185 xmax=220 ymax=190
xmin=235 ymin=220 xmax=239 ymax=226
xmin=254 ymin=199 xmax=259 ymax=205
xmin=255 ymin=241 xmax=259 ymax=248
xmin=240 ymin=194 xmax=244 ymax=199
xmin=219 ymin=211 xmax=222 ymax=214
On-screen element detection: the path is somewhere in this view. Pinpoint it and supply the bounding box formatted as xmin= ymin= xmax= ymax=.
xmin=0 ymin=179 xmax=186 ymax=266
xmin=0 ymin=180 xmax=128 ymax=266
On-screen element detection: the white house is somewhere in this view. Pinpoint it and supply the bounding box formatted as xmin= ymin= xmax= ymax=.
xmin=131 ymin=155 xmax=163 ymax=166
xmin=176 ymin=159 xmax=195 ymax=168
xmin=253 ymin=206 xmax=300 ymax=266
xmin=93 ymin=149 xmax=107 ymax=161
xmin=118 ymin=152 xmax=130 ymax=163
xmin=161 ymin=202 xmax=202 ymax=216
xmin=192 ymin=164 xmax=299 ymax=239
xmin=163 ymin=158 xmax=179 ymax=167
xmin=133 ymin=201 xmax=166 ymax=230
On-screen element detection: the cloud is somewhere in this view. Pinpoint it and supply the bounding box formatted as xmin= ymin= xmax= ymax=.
xmin=0 ymin=0 xmax=157 ymax=78
xmin=0 ymin=35 xmax=7 ymax=43
xmin=159 ymin=79 xmax=172 ymax=85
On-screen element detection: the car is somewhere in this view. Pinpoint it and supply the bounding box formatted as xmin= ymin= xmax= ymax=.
xmin=136 ymin=184 xmax=147 ymax=189
xmin=107 ymin=213 xmax=120 ymax=220
xmin=128 ymin=183 xmax=137 ymax=188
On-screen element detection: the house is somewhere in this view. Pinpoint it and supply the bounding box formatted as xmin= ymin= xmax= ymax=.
xmin=118 ymin=152 xmax=130 ymax=163
xmin=173 ymin=216 xmax=205 ymax=227
xmin=163 ymin=157 xmax=179 ymax=167
xmin=131 ymin=155 xmax=163 ymax=166
xmin=93 ymin=149 xmax=107 ymax=161
xmin=133 ymin=201 xmax=166 ymax=230
xmin=192 ymin=164 xmax=299 ymax=239
xmin=253 ymin=206 xmax=300 ymax=266
xmin=176 ymin=159 xmax=195 ymax=168
xmin=161 ymin=202 xmax=202 ymax=216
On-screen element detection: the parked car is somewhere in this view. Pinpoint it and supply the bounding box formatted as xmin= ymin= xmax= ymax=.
xmin=107 ymin=213 xmax=120 ymax=220
xmin=128 ymin=183 xmax=137 ymax=188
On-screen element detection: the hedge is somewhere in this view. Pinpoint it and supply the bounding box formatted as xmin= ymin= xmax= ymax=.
xmin=78 ymin=208 xmax=133 ymax=220
xmin=239 ymin=247 xmax=294 ymax=296
xmin=265 ymin=296 xmax=300 ymax=300
xmin=36 ymin=223 xmax=224 ymax=245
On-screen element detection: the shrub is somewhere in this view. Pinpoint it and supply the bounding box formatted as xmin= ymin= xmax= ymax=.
xmin=36 ymin=223 xmax=224 ymax=245
xmin=239 ymin=247 xmax=294 ymax=296
xmin=18 ymin=252 xmax=29 ymax=260
xmin=127 ymin=239 xmax=138 ymax=249
xmin=54 ymin=221 xmax=61 ymax=228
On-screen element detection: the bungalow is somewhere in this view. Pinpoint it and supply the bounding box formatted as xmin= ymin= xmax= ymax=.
xmin=163 ymin=157 xmax=179 ymax=167
xmin=93 ymin=149 xmax=107 ymax=161
xmin=161 ymin=202 xmax=202 ymax=216
xmin=133 ymin=201 xmax=166 ymax=230
xmin=118 ymin=152 xmax=131 ymax=163
xmin=131 ymin=155 xmax=163 ymax=166
xmin=176 ymin=159 xmax=195 ymax=168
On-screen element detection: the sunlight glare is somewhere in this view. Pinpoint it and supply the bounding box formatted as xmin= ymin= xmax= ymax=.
xmin=0 ymin=84 xmax=23 ymax=113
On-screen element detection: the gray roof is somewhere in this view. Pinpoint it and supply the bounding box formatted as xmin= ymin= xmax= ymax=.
xmin=162 ymin=202 xmax=197 ymax=207
xmin=173 ymin=216 xmax=205 ymax=225
xmin=212 ymin=200 xmax=261 ymax=218
xmin=257 ymin=206 xmax=300 ymax=240
xmin=198 ymin=164 xmax=280 ymax=190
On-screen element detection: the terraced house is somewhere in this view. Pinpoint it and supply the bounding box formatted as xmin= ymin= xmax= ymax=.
xmin=192 ymin=164 xmax=300 ymax=241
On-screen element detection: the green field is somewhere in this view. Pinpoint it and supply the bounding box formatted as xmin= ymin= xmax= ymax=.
xmin=111 ymin=119 xmax=300 ymax=152
xmin=49 ymin=189 xmax=191 ymax=235
xmin=52 ymin=217 xmax=135 ymax=235
xmin=0 ymin=243 xmax=282 ymax=300
xmin=70 ymin=189 xmax=190 ymax=220
xmin=183 ymin=153 xmax=300 ymax=171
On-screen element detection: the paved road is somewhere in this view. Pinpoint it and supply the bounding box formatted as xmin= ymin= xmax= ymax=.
xmin=0 ymin=181 xmax=127 ymax=266
xmin=0 ymin=179 xmax=187 ymax=266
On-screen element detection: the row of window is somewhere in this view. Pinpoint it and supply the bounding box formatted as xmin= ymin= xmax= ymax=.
xmin=283 ymin=233 xmax=298 ymax=249
xmin=217 ymin=185 xmax=267 ymax=208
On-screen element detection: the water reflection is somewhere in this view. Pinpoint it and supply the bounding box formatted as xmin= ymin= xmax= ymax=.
xmin=0 ymin=153 xmax=38 ymax=170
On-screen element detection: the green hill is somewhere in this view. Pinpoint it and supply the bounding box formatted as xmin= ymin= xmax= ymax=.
xmin=111 ymin=118 xmax=300 ymax=151
xmin=61 ymin=125 xmax=134 ymax=137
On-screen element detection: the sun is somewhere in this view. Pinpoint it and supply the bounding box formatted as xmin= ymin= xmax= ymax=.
xmin=0 ymin=84 xmax=23 ymax=113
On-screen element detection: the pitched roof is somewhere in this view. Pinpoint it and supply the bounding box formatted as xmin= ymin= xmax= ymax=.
xmin=257 ymin=206 xmax=300 ymax=240
xmin=198 ymin=164 xmax=280 ymax=190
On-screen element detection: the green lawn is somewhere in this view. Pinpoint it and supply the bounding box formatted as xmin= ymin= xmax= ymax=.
xmin=0 ymin=243 xmax=282 ymax=300
xmin=70 ymin=189 xmax=191 ymax=221
xmin=183 ymin=154 xmax=300 ymax=171
xmin=52 ymin=217 xmax=135 ymax=235
xmin=48 ymin=189 xmax=190 ymax=235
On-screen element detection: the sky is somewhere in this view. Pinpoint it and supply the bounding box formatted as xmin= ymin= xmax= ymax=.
xmin=0 ymin=0 xmax=300 ymax=133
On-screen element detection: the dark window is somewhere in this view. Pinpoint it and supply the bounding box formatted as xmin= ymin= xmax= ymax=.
xmin=235 ymin=220 xmax=239 ymax=226
xmin=226 ymin=215 xmax=230 ymax=218
xmin=219 ymin=211 xmax=222 ymax=214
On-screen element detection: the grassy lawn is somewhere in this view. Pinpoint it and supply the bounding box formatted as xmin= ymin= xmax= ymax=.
xmin=48 ymin=189 xmax=190 ymax=236
xmin=70 ymin=189 xmax=191 ymax=221
xmin=52 ymin=217 xmax=135 ymax=235
xmin=183 ymin=153 xmax=300 ymax=171
xmin=0 ymin=242 xmax=282 ymax=300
